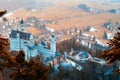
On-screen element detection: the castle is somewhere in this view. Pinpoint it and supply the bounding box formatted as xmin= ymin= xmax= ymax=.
xmin=10 ymin=19 xmax=57 ymax=61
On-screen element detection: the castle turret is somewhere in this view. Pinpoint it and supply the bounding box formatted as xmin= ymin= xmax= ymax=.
xmin=50 ymin=34 xmax=56 ymax=54
xmin=20 ymin=19 xmax=24 ymax=32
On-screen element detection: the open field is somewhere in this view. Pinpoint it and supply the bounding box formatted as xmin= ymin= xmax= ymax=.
xmin=8 ymin=0 xmax=120 ymax=29
xmin=7 ymin=0 xmax=120 ymax=43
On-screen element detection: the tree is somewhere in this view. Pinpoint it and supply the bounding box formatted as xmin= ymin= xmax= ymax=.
xmin=0 ymin=10 xmax=7 ymax=17
xmin=0 ymin=37 xmax=10 ymax=80
xmin=0 ymin=10 xmax=7 ymax=22
xmin=10 ymin=58 xmax=49 ymax=80
xmin=0 ymin=38 xmax=49 ymax=79
xmin=103 ymin=31 xmax=108 ymax=40
xmin=109 ymin=9 xmax=117 ymax=13
xmin=100 ymin=31 xmax=120 ymax=74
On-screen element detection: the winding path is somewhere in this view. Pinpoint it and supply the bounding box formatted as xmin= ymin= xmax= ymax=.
xmin=67 ymin=51 xmax=105 ymax=71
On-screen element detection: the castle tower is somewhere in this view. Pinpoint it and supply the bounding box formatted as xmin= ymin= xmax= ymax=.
xmin=20 ymin=19 xmax=24 ymax=32
xmin=16 ymin=29 xmax=21 ymax=51
xmin=50 ymin=34 xmax=56 ymax=54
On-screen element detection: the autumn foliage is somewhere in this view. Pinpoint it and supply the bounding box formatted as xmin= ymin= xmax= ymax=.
xmin=0 ymin=37 xmax=49 ymax=80
xmin=100 ymin=32 xmax=120 ymax=74
xmin=0 ymin=11 xmax=49 ymax=79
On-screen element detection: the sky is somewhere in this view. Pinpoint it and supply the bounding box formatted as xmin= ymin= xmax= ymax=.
xmin=0 ymin=0 xmax=119 ymax=12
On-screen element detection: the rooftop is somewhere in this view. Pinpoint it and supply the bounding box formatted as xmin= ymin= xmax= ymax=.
xmin=10 ymin=30 xmax=32 ymax=40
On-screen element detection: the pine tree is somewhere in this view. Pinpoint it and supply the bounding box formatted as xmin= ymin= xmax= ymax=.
xmin=0 ymin=10 xmax=49 ymax=80
xmin=0 ymin=35 xmax=49 ymax=79
xmin=0 ymin=10 xmax=7 ymax=17
xmin=100 ymin=31 xmax=120 ymax=74
xmin=103 ymin=31 xmax=108 ymax=39
xmin=0 ymin=10 xmax=7 ymax=22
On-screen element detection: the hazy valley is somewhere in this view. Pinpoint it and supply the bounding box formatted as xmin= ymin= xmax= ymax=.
xmin=0 ymin=0 xmax=120 ymax=80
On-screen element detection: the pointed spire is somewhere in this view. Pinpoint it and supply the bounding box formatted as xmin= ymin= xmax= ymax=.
xmin=50 ymin=33 xmax=56 ymax=53
xmin=20 ymin=19 xmax=24 ymax=31
xmin=51 ymin=33 xmax=56 ymax=39
xmin=20 ymin=19 xmax=24 ymax=24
